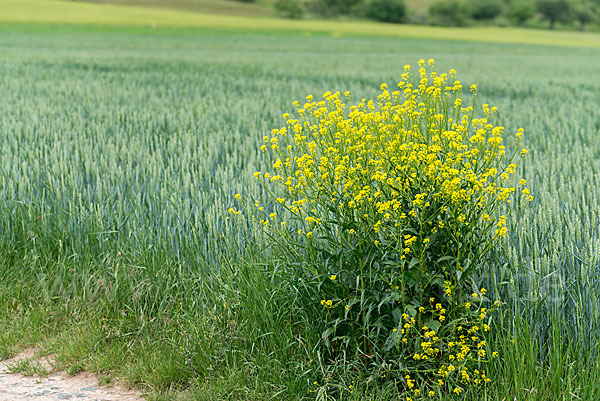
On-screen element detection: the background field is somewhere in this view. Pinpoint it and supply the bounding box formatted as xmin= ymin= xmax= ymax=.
xmin=1 ymin=1 xmax=600 ymax=400
xmin=85 ymin=0 xmax=277 ymax=17
xmin=78 ymin=0 xmax=436 ymax=16
xmin=2 ymin=0 xmax=600 ymax=48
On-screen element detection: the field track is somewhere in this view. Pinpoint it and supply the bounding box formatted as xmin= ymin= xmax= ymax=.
xmin=0 ymin=352 xmax=141 ymax=401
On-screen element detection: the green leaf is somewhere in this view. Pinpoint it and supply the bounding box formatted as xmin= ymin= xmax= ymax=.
xmin=384 ymin=330 xmax=397 ymax=352
xmin=407 ymin=257 xmax=421 ymax=270
xmin=378 ymin=291 xmax=399 ymax=310
xmin=437 ymin=255 xmax=455 ymax=263
xmin=430 ymin=276 xmax=444 ymax=288
xmin=323 ymin=326 xmax=336 ymax=337
xmin=405 ymin=305 xmax=417 ymax=317
xmin=321 ymin=327 xmax=335 ymax=348
xmin=424 ymin=320 xmax=442 ymax=333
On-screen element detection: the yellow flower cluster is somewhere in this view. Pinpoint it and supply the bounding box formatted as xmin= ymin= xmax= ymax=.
xmin=249 ymin=59 xmax=522 ymax=399
xmin=394 ymin=288 xmax=500 ymax=397
xmin=255 ymin=59 xmax=530 ymax=250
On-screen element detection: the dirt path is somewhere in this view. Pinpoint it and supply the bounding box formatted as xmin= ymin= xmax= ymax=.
xmin=0 ymin=352 xmax=143 ymax=401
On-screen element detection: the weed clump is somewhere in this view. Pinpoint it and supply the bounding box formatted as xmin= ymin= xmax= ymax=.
xmin=240 ymin=59 xmax=530 ymax=398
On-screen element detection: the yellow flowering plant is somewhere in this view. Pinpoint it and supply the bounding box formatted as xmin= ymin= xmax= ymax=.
xmin=243 ymin=59 xmax=530 ymax=398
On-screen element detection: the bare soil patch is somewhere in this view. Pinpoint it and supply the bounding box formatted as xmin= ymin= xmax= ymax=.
xmin=0 ymin=350 xmax=143 ymax=401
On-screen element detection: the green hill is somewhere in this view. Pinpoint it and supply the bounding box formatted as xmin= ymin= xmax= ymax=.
xmin=83 ymin=0 xmax=275 ymax=17
xmin=80 ymin=0 xmax=436 ymax=17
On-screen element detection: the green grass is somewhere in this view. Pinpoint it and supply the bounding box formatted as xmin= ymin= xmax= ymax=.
xmin=6 ymin=358 xmax=51 ymax=377
xmin=2 ymin=0 xmax=600 ymax=47
xmin=0 ymin=19 xmax=600 ymax=401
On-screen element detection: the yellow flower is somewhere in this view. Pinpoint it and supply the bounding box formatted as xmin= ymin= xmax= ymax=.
xmin=330 ymin=274 xmax=336 ymax=281
xmin=516 ymin=128 xmax=524 ymax=139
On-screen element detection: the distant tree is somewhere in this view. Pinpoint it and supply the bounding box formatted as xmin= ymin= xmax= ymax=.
xmin=468 ymin=0 xmax=505 ymax=20
xmin=366 ymin=0 xmax=407 ymax=22
xmin=508 ymin=0 xmax=536 ymax=25
xmin=331 ymin=0 xmax=363 ymax=14
xmin=307 ymin=0 xmax=362 ymax=15
xmin=275 ymin=0 xmax=305 ymax=18
xmin=573 ymin=1 xmax=598 ymax=30
xmin=536 ymin=0 xmax=572 ymax=28
xmin=429 ymin=0 xmax=471 ymax=26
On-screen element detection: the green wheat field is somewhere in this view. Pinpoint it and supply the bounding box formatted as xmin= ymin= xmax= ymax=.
xmin=1 ymin=1 xmax=600 ymax=400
